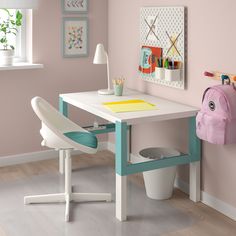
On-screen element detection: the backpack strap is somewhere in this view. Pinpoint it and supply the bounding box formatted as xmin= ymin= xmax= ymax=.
xmin=211 ymin=85 xmax=234 ymax=119
xmin=201 ymin=87 xmax=211 ymax=103
xmin=233 ymin=83 xmax=236 ymax=91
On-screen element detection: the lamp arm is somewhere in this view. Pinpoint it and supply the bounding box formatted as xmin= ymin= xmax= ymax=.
xmin=106 ymin=53 xmax=111 ymax=90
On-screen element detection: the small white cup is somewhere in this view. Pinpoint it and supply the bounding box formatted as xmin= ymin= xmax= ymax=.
xmin=155 ymin=67 xmax=165 ymax=80
xmin=165 ymin=69 xmax=181 ymax=82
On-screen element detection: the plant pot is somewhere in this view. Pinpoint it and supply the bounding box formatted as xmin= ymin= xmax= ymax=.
xmin=0 ymin=50 xmax=14 ymax=66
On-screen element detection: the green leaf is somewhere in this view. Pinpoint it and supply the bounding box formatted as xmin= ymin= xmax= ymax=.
xmin=16 ymin=20 xmax=22 ymax=27
xmin=10 ymin=45 xmax=14 ymax=50
xmin=0 ymin=38 xmax=7 ymax=46
xmin=16 ymin=11 xmax=23 ymax=19
xmin=15 ymin=11 xmax=23 ymax=27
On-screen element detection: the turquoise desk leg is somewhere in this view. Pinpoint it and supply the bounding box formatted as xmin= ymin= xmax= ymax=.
xmin=59 ymin=97 xmax=68 ymax=117
xmin=189 ymin=117 xmax=201 ymax=202
xmin=115 ymin=121 xmax=128 ymax=221
xmin=59 ymin=97 xmax=68 ymax=174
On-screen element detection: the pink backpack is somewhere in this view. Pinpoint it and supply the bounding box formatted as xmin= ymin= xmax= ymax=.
xmin=196 ymin=85 xmax=236 ymax=145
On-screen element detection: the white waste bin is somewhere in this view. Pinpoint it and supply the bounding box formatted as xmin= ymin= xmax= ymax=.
xmin=132 ymin=147 xmax=180 ymax=200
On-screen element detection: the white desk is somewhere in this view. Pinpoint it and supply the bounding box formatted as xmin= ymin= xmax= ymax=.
xmin=59 ymin=89 xmax=201 ymax=221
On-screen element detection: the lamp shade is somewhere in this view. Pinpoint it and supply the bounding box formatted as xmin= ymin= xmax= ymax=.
xmin=0 ymin=0 xmax=38 ymax=9
xmin=93 ymin=44 xmax=107 ymax=64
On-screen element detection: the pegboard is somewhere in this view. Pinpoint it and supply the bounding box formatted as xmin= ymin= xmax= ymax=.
xmin=139 ymin=7 xmax=186 ymax=90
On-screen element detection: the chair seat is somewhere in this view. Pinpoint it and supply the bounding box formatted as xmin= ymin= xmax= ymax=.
xmin=64 ymin=131 xmax=98 ymax=148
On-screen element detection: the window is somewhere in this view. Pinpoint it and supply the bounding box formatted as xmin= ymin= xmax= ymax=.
xmin=0 ymin=8 xmax=43 ymax=69
xmin=0 ymin=9 xmax=27 ymax=63
xmin=0 ymin=1 xmax=42 ymax=69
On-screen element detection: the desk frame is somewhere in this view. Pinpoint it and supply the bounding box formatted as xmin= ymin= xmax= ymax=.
xmin=59 ymin=97 xmax=201 ymax=221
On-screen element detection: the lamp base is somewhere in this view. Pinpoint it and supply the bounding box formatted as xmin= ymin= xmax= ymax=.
xmin=98 ymin=89 xmax=114 ymax=95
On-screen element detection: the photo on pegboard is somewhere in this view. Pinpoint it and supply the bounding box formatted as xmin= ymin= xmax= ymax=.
xmin=139 ymin=46 xmax=162 ymax=78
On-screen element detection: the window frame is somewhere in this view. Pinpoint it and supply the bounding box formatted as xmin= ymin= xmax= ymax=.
xmin=0 ymin=8 xmax=43 ymax=70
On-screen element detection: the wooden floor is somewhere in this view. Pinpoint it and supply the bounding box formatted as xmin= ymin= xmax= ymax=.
xmin=0 ymin=150 xmax=235 ymax=236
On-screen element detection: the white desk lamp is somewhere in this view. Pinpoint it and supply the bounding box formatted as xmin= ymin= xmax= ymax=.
xmin=93 ymin=43 xmax=114 ymax=95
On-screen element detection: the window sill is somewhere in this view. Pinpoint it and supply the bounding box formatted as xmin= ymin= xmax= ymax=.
xmin=0 ymin=63 xmax=44 ymax=71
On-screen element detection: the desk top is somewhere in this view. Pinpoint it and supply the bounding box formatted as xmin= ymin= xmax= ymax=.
xmin=60 ymin=89 xmax=199 ymax=125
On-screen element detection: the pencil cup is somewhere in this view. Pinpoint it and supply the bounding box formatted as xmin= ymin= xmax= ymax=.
xmin=155 ymin=67 xmax=165 ymax=80
xmin=114 ymin=84 xmax=123 ymax=96
xmin=165 ymin=69 xmax=181 ymax=82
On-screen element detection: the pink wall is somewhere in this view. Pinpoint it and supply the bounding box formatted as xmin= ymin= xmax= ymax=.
xmin=108 ymin=0 xmax=236 ymax=208
xmin=0 ymin=0 xmax=108 ymax=156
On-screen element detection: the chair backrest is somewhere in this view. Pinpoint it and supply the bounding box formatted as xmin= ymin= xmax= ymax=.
xmin=31 ymin=97 xmax=98 ymax=154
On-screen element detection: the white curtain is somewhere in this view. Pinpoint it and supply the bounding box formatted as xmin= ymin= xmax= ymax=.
xmin=0 ymin=0 xmax=38 ymax=9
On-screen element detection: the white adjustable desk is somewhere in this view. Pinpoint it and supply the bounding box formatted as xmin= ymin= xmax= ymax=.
xmin=59 ymin=89 xmax=201 ymax=221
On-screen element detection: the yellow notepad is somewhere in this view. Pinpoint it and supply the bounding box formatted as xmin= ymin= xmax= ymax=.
xmin=103 ymin=99 xmax=156 ymax=113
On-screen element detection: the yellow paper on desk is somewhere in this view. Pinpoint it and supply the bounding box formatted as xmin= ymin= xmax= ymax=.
xmin=103 ymin=99 xmax=156 ymax=113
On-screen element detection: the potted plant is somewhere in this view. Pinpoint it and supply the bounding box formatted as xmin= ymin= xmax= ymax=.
xmin=0 ymin=9 xmax=23 ymax=66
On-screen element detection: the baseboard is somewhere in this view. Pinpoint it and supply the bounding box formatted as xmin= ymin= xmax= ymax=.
xmin=174 ymin=177 xmax=236 ymax=221
xmin=201 ymin=190 xmax=236 ymax=221
xmin=107 ymin=141 xmax=115 ymax=153
xmin=0 ymin=141 xmax=108 ymax=167
xmin=174 ymin=177 xmax=189 ymax=195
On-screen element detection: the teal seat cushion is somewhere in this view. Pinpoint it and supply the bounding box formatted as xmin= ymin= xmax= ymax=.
xmin=64 ymin=131 xmax=98 ymax=148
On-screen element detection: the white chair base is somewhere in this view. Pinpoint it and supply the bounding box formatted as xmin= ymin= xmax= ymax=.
xmin=24 ymin=150 xmax=112 ymax=222
xmin=24 ymin=192 xmax=112 ymax=222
